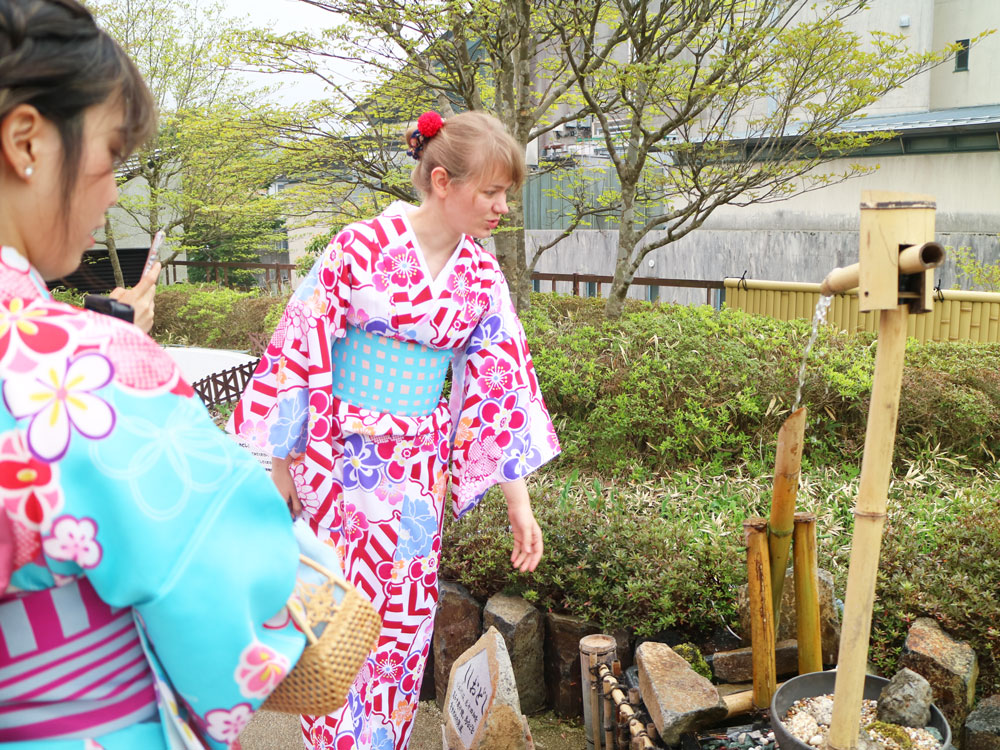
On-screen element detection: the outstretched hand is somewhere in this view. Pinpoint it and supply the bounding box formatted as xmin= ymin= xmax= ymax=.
xmin=502 ymin=478 xmax=543 ymax=573
xmin=109 ymin=261 xmax=160 ymax=333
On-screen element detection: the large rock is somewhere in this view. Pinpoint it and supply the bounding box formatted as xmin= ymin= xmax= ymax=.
xmin=484 ymin=594 xmax=545 ymax=714
xmin=738 ymin=567 xmax=840 ymax=665
xmin=899 ymin=617 xmax=978 ymax=735
xmin=636 ymin=641 xmax=727 ymax=745
xmin=544 ymin=612 xmax=599 ymax=718
xmin=965 ymin=704 xmax=1000 ymax=750
xmin=434 ymin=581 xmax=483 ymax=708
xmin=443 ymin=626 xmax=530 ymax=750
xmin=712 ymin=639 xmax=799 ymax=683
xmin=877 ymin=668 xmax=933 ymax=728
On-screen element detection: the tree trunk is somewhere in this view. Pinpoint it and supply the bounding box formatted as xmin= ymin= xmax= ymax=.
xmin=492 ymin=187 xmax=532 ymax=312
xmin=105 ymin=215 xmax=125 ymax=289
xmin=605 ymin=184 xmax=639 ymax=320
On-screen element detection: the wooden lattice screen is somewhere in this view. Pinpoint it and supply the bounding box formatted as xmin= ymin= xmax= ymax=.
xmin=192 ymin=359 xmax=261 ymax=407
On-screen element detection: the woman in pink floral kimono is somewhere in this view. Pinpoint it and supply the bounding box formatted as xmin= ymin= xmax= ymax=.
xmin=230 ymin=111 xmax=560 ymax=750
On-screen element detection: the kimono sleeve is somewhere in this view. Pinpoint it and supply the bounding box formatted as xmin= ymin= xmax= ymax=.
xmin=228 ymin=234 xmax=352 ymax=458
xmin=2 ymin=339 xmax=306 ymax=748
xmin=448 ymin=270 xmax=560 ymax=519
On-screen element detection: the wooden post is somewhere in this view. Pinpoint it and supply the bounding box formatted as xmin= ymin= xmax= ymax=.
xmin=745 ymin=517 xmax=776 ymax=709
xmin=828 ymin=305 xmax=909 ymax=749
xmin=581 ymin=634 xmax=617 ymax=750
xmin=768 ymin=407 xmax=807 ymax=632
xmin=793 ymin=512 xmax=823 ymax=674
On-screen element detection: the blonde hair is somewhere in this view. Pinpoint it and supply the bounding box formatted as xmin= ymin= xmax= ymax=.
xmin=405 ymin=111 xmax=526 ymax=197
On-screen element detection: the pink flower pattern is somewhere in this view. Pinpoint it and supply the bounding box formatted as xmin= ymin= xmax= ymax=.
xmin=235 ymin=642 xmax=290 ymax=699
xmin=476 ymin=356 xmax=514 ymax=398
xmin=373 ymin=246 xmax=423 ymax=292
xmin=204 ymin=703 xmax=253 ymax=743
xmin=42 ymin=515 xmax=102 ymax=568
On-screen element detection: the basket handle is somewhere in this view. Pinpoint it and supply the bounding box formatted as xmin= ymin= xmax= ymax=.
xmin=298 ymin=554 xmax=337 ymax=581
xmin=286 ymin=554 xmax=341 ymax=647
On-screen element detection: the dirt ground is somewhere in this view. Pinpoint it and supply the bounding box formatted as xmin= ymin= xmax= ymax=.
xmin=239 ymin=702 xmax=588 ymax=749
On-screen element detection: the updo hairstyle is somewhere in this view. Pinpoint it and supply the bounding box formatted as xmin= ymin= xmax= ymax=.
xmin=0 ymin=0 xmax=155 ymax=202
xmin=405 ymin=111 xmax=526 ymax=198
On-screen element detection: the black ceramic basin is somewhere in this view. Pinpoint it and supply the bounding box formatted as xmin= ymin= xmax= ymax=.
xmin=770 ymin=671 xmax=952 ymax=750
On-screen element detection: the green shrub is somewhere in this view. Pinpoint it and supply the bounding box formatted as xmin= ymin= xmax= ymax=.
xmin=521 ymin=297 xmax=1000 ymax=474
xmin=151 ymin=283 xmax=288 ymax=350
xmin=443 ymin=459 xmax=1000 ymax=695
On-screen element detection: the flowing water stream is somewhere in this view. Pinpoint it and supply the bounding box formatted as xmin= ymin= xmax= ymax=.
xmin=793 ymin=295 xmax=834 ymax=412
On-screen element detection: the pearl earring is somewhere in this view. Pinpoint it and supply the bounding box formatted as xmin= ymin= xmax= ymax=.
xmin=24 ymin=166 xmax=33 ymax=178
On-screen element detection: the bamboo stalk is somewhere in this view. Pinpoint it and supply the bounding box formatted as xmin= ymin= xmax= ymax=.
xmin=603 ymin=681 xmax=615 ymax=750
xmin=597 ymin=664 xmax=656 ymax=750
xmin=793 ymin=512 xmax=823 ymax=674
xmin=829 ymin=306 xmax=909 ymax=750
xmin=745 ymin=517 xmax=776 ymax=709
xmin=581 ymin=635 xmax=617 ymax=750
xmin=768 ymin=407 xmax=807 ymax=632
xmin=723 ymin=683 xmax=786 ymax=717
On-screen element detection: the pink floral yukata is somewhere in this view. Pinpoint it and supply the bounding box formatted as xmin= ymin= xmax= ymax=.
xmin=229 ymin=207 xmax=560 ymax=750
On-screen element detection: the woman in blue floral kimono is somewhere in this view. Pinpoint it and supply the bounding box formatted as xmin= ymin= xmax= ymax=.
xmin=230 ymin=111 xmax=560 ymax=749
xmin=0 ymin=2 xmax=306 ymax=747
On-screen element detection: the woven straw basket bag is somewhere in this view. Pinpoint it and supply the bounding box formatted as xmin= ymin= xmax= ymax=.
xmin=264 ymin=555 xmax=382 ymax=716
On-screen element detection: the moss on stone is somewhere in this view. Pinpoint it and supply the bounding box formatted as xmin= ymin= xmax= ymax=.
xmin=866 ymin=721 xmax=914 ymax=750
xmin=673 ymin=642 xmax=712 ymax=680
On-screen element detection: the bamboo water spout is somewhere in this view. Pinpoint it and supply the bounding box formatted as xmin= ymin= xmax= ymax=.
xmin=825 ymin=192 xmax=941 ymax=750
xmin=820 ymin=241 xmax=944 ymax=297
xmin=767 ymin=407 xmax=807 ymax=632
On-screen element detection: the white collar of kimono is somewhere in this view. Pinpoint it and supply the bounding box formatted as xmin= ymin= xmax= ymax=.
xmin=394 ymin=208 xmax=466 ymax=290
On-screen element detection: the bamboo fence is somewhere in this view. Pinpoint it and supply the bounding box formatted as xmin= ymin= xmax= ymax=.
xmin=724 ymin=279 xmax=1000 ymax=344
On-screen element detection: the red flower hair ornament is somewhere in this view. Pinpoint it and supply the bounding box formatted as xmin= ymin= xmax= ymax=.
xmin=407 ymin=111 xmax=444 ymax=160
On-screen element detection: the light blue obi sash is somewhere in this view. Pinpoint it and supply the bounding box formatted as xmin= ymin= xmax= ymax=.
xmin=331 ymin=325 xmax=453 ymax=416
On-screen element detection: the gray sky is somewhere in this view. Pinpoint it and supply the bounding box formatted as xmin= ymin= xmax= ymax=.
xmin=221 ymin=0 xmax=344 ymax=105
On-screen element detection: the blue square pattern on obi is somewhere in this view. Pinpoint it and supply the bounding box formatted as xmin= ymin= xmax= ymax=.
xmin=330 ymin=325 xmax=453 ymax=416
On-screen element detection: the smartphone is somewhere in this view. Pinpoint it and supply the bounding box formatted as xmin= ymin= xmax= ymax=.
xmin=144 ymin=230 xmax=165 ymax=274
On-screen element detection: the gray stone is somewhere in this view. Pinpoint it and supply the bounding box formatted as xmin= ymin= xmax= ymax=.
xmin=434 ymin=581 xmax=483 ymax=709
xmin=483 ymin=594 xmax=546 ymax=714
xmin=636 ymin=641 xmax=728 ymax=745
xmin=712 ymin=639 xmax=800 ymax=683
xmin=804 ymin=695 xmax=834 ymax=727
xmin=980 ymin=695 xmax=1000 ymax=711
xmin=899 ymin=617 xmax=978 ymax=735
xmin=544 ymin=612 xmax=599 ymax=718
xmin=965 ymin=704 xmax=1000 ymax=750
xmin=877 ymin=668 xmax=933 ymax=728
xmin=443 ymin=626 xmax=530 ymax=750
xmin=738 ymin=568 xmax=840 ymax=665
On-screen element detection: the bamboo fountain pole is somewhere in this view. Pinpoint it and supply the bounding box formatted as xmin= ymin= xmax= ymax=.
xmin=824 ymin=191 xmax=939 ymax=750
xmin=793 ymin=512 xmax=823 ymax=674
xmin=767 ymin=407 xmax=807 ymax=632
xmin=828 ymin=305 xmax=908 ymax=749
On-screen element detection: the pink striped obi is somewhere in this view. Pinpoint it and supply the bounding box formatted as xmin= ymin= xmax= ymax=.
xmin=0 ymin=577 xmax=157 ymax=742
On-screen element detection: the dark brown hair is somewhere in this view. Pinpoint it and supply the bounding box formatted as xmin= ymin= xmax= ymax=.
xmin=405 ymin=111 xmax=526 ymax=197
xmin=0 ymin=0 xmax=155 ymax=200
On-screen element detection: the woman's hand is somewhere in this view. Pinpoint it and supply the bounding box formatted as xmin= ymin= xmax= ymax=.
xmin=501 ymin=478 xmax=543 ymax=573
xmin=271 ymin=455 xmax=302 ymax=518
xmin=109 ymin=261 xmax=160 ymax=334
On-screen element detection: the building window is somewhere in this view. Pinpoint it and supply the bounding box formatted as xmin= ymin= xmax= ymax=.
xmin=646 ymin=284 xmax=659 ymax=303
xmin=585 ymin=281 xmax=598 ymax=298
xmin=532 ymin=278 xmax=540 ymax=293
xmin=955 ymin=39 xmax=969 ymax=71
